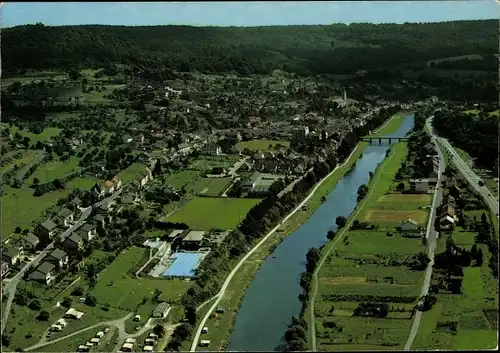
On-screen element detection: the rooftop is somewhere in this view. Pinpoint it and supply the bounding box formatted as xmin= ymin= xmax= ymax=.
xmin=153 ymin=302 xmax=170 ymax=316
xmin=47 ymin=248 xmax=67 ymax=260
xmin=183 ymin=231 xmax=206 ymax=242
xmin=41 ymin=219 xmax=58 ymax=231
xmin=36 ymin=261 xmax=56 ymax=274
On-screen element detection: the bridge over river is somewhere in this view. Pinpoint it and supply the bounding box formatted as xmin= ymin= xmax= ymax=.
xmin=360 ymin=136 xmax=409 ymax=144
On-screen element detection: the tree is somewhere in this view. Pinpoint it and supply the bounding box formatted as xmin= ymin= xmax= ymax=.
xmin=68 ymin=69 xmax=81 ymax=80
xmin=336 ymin=216 xmax=347 ymax=228
xmin=32 ymin=177 xmax=40 ymax=186
xmin=396 ymin=182 xmax=405 ymax=191
xmin=326 ymin=230 xmax=336 ymax=240
xmin=14 ymin=226 xmax=21 ymax=233
xmin=476 ymin=247 xmax=484 ymax=266
xmin=62 ymin=297 xmax=73 ymax=308
xmin=71 ymin=286 xmax=84 ymax=296
xmin=37 ymin=310 xmax=50 ymax=321
xmin=185 ymin=305 xmax=197 ymax=325
xmin=85 ymin=296 xmax=96 ymax=307
xmin=2 ymin=334 xmax=11 ymax=347
xmin=28 ymin=299 xmax=41 ymax=311
xmin=153 ymin=324 xmax=166 ymax=338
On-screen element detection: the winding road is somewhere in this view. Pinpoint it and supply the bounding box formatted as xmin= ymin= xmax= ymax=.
xmin=189 ymin=143 xmax=362 ymax=352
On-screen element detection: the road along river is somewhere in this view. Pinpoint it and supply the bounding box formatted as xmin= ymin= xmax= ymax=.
xmin=226 ymin=114 xmax=415 ymax=352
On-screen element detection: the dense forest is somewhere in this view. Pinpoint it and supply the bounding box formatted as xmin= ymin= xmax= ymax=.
xmin=432 ymin=108 xmax=498 ymax=172
xmin=2 ymin=20 xmax=497 ymax=76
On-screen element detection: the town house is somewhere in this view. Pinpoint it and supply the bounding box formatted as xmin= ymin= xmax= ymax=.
xmin=15 ymin=232 xmax=40 ymax=251
xmin=76 ymin=223 xmax=97 ymax=242
xmin=34 ymin=218 xmax=58 ymax=243
xmin=2 ymin=246 xmax=23 ymax=266
xmin=55 ymin=208 xmax=75 ymax=227
xmin=62 ymin=234 xmax=85 ymax=252
xmin=43 ymin=248 xmax=69 ymax=269
xmin=29 ymin=262 xmax=56 ymax=286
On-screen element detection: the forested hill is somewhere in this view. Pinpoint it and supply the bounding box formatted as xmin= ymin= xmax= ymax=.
xmin=2 ymin=20 xmax=497 ymax=76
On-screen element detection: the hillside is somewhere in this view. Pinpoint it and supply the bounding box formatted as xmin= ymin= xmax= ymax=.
xmin=1 ymin=20 xmax=497 ymax=76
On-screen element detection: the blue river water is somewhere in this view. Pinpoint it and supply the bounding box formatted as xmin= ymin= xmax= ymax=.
xmin=227 ymin=114 xmax=415 ymax=351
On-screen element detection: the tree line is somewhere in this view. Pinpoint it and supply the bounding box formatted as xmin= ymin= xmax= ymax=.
xmin=2 ymin=20 xmax=496 ymax=77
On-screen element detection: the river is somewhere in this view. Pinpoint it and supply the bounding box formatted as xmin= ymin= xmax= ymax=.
xmin=226 ymin=114 xmax=415 ymax=352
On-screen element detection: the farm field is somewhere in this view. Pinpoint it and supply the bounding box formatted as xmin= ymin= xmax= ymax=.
xmin=27 ymin=157 xmax=81 ymax=184
xmin=235 ymin=139 xmax=290 ymax=151
xmin=313 ymin=141 xmax=431 ymax=349
xmin=166 ymin=197 xmax=261 ymax=230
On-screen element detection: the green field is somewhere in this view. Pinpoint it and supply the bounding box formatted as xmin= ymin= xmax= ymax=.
xmin=2 ymin=185 xmax=70 ymax=238
xmin=117 ymin=162 xmax=147 ymax=183
xmin=235 ymin=139 xmax=290 ymax=151
xmin=193 ymin=177 xmax=232 ymax=196
xmin=312 ymin=140 xmax=431 ymax=349
xmin=166 ymin=197 xmax=261 ymax=230
xmin=90 ymin=246 xmax=190 ymax=325
xmin=4 ymin=125 xmax=62 ymax=143
xmin=28 ymin=157 xmax=81 ymax=184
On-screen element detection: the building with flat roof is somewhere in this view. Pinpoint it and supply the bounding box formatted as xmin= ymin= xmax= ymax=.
xmin=181 ymin=231 xmax=205 ymax=250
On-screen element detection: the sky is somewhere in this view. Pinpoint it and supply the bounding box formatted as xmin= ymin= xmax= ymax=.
xmin=2 ymin=1 xmax=498 ymax=28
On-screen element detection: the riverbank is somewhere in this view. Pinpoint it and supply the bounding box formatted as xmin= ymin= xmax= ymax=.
xmin=193 ymin=112 xmax=408 ymax=351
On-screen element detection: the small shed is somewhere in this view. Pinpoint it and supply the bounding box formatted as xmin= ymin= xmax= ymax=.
xmin=152 ymin=302 xmax=170 ymax=319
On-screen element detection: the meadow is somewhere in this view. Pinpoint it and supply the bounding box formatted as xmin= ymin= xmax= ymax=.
xmin=27 ymin=157 xmax=81 ymax=184
xmin=166 ymin=197 xmax=261 ymax=230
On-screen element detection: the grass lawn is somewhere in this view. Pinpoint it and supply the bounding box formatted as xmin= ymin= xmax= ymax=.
xmin=117 ymin=162 xmax=147 ymax=183
xmin=192 ymin=177 xmax=232 ymax=196
xmin=166 ymin=197 xmax=261 ymax=230
xmin=368 ymin=113 xmax=408 ymax=137
xmin=165 ymin=170 xmax=202 ymax=190
xmin=375 ymin=194 xmax=432 ymax=210
xmin=66 ymin=177 xmax=99 ymax=191
xmin=1 ymin=185 xmax=70 ymax=238
xmin=90 ymin=247 xmax=190 ymax=312
xmin=363 ymin=209 xmax=429 ymax=226
xmin=27 ymin=157 xmax=81 ymax=184
xmin=235 ymin=139 xmax=290 ymax=151
xmin=7 ymin=126 xmax=62 ymax=143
